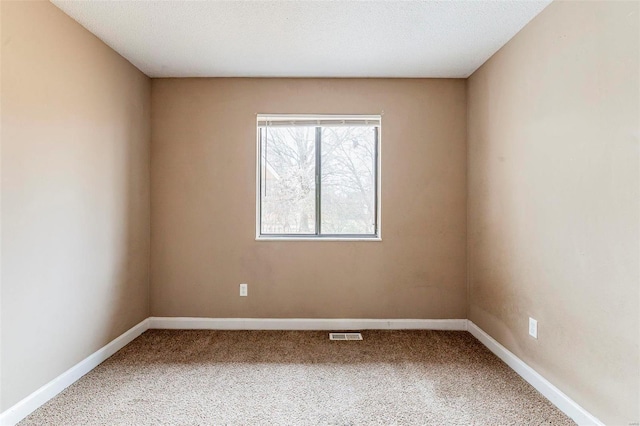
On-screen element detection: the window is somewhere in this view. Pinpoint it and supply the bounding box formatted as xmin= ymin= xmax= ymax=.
xmin=257 ymin=115 xmax=381 ymax=240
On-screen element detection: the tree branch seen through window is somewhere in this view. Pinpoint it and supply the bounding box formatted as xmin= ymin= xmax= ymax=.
xmin=258 ymin=115 xmax=380 ymax=239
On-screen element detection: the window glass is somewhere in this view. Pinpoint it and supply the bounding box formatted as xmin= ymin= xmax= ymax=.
xmin=258 ymin=115 xmax=380 ymax=239
xmin=321 ymin=126 xmax=376 ymax=234
xmin=260 ymin=126 xmax=316 ymax=234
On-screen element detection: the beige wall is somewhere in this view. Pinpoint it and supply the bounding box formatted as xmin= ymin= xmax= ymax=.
xmin=151 ymin=78 xmax=467 ymax=319
xmin=467 ymin=1 xmax=639 ymax=424
xmin=1 ymin=1 xmax=150 ymax=410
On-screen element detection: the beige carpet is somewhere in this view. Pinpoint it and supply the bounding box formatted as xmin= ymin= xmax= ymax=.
xmin=20 ymin=330 xmax=574 ymax=425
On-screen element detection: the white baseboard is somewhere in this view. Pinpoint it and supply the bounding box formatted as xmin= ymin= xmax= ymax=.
xmin=467 ymin=321 xmax=603 ymax=426
xmin=0 ymin=318 xmax=150 ymax=426
xmin=148 ymin=317 xmax=468 ymax=331
xmin=1 ymin=318 xmax=602 ymax=426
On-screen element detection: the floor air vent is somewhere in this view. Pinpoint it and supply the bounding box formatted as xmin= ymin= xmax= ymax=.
xmin=329 ymin=332 xmax=363 ymax=341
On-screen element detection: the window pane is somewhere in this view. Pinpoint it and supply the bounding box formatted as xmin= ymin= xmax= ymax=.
xmin=321 ymin=126 xmax=376 ymax=234
xmin=260 ymin=126 xmax=316 ymax=234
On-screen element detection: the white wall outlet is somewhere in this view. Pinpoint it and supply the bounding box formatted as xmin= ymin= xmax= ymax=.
xmin=239 ymin=283 xmax=248 ymax=297
xmin=529 ymin=317 xmax=538 ymax=339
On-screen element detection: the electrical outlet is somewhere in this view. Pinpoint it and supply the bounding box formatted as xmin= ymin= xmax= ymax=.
xmin=529 ymin=317 xmax=538 ymax=339
xmin=239 ymin=283 xmax=248 ymax=297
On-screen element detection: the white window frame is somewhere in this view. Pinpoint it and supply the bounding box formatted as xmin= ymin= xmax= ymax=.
xmin=255 ymin=114 xmax=382 ymax=241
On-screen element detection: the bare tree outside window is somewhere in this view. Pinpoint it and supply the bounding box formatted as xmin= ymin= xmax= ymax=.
xmin=258 ymin=115 xmax=380 ymax=239
xmin=321 ymin=126 xmax=376 ymax=234
xmin=260 ymin=126 xmax=316 ymax=234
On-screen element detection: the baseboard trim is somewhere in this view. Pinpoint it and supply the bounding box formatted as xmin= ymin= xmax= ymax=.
xmin=0 ymin=318 xmax=150 ymax=426
xmin=1 ymin=318 xmax=603 ymax=426
xmin=148 ymin=317 xmax=468 ymax=331
xmin=467 ymin=321 xmax=603 ymax=426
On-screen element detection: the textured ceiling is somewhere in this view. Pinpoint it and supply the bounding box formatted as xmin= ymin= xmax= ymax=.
xmin=50 ymin=0 xmax=551 ymax=78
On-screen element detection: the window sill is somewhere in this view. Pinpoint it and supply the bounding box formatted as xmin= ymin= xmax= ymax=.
xmin=255 ymin=236 xmax=382 ymax=242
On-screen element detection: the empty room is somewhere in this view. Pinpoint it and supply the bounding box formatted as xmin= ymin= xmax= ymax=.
xmin=1 ymin=0 xmax=638 ymax=425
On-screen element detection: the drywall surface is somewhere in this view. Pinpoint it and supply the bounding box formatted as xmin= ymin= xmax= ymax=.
xmin=467 ymin=1 xmax=639 ymax=424
xmin=50 ymin=0 xmax=552 ymax=78
xmin=151 ymin=78 xmax=467 ymax=319
xmin=1 ymin=1 xmax=150 ymax=410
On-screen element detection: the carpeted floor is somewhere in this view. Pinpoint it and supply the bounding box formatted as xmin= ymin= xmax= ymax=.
xmin=20 ymin=330 xmax=574 ymax=425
